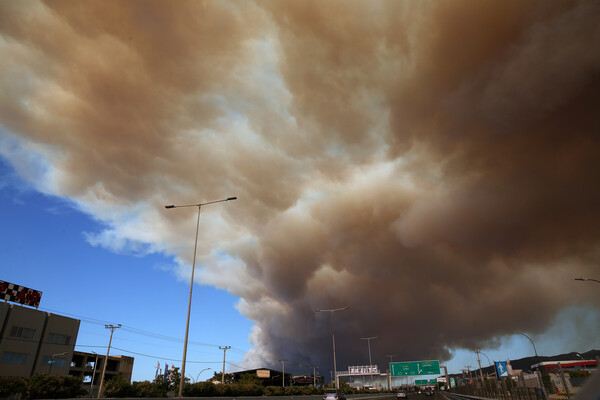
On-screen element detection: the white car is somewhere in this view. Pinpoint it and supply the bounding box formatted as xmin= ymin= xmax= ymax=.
xmin=397 ymin=390 xmax=407 ymax=398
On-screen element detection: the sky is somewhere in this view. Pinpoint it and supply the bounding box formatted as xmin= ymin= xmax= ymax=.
xmin=1 ymin=0 xmax=599 ymax=384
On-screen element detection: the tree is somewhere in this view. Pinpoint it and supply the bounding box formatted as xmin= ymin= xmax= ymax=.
xmin=28 ymin=375 xmax=86 ymax=399
xmin=211 ymin=371 xmax=234 ymax=384
xmin=0 ymin=377 xmax=27 ymax=398
xmin=102 ymin=374 xmax=134 ymax=398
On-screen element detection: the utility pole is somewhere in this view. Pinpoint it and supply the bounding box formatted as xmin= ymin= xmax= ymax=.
xmin=385 ymin=355 xmax=397 ymax=390
xmin=280 ymin=359 xmax=288 ymax=387
xmin=98 ymin=324 xmax=120 ymax=398
xmin=312 ymin=365 xmax=319 ymax=387
xmin=360 ymin=336 xmax=377 ymax=388
xmin=475 ymin=349 xmax=484 ymax=383
xmin=219 ymin=346 xmax=231 ymax=384
xmin=441 ymin=365 xmax=449 ymax=390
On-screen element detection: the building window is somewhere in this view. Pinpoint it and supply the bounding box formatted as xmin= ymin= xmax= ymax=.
xmin=42 ymin=356 xmax=67 ymax=368
xmin=9 ymin=326 xmax=36 ymax=340
xmin=2 ymin=352 xmax=29 ymax=365
xmin=48 ymin=333 xmax=71 ymax=345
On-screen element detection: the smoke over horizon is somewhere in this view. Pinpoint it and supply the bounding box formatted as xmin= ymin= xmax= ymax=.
xmin=1 ymin=0 xmax=599 ymax=373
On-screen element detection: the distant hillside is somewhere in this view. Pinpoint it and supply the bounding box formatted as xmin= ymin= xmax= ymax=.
xmin=476 ymin=350 xmax=600 ymax=375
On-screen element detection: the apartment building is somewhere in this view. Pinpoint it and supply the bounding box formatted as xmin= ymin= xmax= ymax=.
xmin=0 ymin=302 xmax=79 ymax=377
xmin=69 ymin=350 xmax=134 ymax=390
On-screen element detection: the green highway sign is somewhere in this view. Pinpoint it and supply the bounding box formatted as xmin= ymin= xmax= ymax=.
xmin=415 ymin=379 xmax=437 ymax=385
xmin=390 ymin=360 xmax=441 ymax=376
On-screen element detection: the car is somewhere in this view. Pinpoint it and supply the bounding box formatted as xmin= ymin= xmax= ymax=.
xmin=323 ymin=389 xmax=346 ymax=400
xmin=425 ymin=389 xmax=433 ymax=396
xmin=397 ymin=390 xmax=407 ymax=398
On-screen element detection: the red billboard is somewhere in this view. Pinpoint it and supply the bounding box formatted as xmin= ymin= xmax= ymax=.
xmin=0 ymin=280 xmax=42 ymax=308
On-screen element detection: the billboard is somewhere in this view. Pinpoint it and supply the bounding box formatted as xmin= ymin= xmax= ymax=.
xmin=0 ymin=280 xmax=42 ymax=308
xmin=390 ymin=360 xmax=440 ymax=376
xmin=348 ymin=365 xmax=379 ymax=375
xmin=257 ymin=369 xmax=271 ymax=378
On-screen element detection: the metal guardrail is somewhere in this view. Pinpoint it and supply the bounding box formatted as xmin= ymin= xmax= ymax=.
xmin=442 ymin=392 xmax=498 ymax=400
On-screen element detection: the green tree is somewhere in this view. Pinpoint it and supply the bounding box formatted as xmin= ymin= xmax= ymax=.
xmin=131 ymin=380 xmax=170 ymax=397
xmin=102 ymin=373 xmax=134 ymax=398
xmin=185 ymin=381 xmax=218 ymax=396
xmin=28 ymin=375 xmax=86 ymax=399
xmin=211 ymin=371 xmax=234 ymax=383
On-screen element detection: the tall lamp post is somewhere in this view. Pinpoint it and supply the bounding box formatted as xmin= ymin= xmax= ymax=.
xmin=515 ymin=332 xmax=545 ymax=397
xmin=165 ymin=196 xmax=237 ymax=397
xmin=315 ymin=307 xmax=349 ymax=389
xmin=91 ymin=351 xmax=99 ymax=397
xmin=360 ymin=336 xmax=377 ymax=388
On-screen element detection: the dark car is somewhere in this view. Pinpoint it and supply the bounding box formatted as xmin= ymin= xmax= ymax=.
xmin=324 ymin=389 xmax=346 ymax=400
xmin=425 ymin=389 xmax=433 ymax=396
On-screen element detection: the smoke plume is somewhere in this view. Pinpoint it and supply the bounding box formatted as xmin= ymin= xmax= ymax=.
xmin=1 ymin=0 xmax=599 ymax=371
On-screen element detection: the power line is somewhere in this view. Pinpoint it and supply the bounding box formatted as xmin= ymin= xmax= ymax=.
xmin=36 ymin=306 xmax=248 ymax=354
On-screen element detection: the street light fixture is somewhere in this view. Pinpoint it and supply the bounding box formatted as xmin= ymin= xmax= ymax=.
xmin=48 ymin=352 xmax=68 ymax=375
xmin=575 ymin=277 xmax=600 ymax=284
xmin=165 ymin=196 xmax=237 ymax=397
xmin=196 ymin=367 xmax=211 ymax=383
xmin=360 ymin=336 xmax=377 ymax=388
xmin=514 ymin=332 xmax=539 ymax=358
xmin=315 ymin=306 xmax=349 ymax=389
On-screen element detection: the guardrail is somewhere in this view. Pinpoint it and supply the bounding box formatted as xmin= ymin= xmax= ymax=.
xmin=442 ymin=392 xmax=497 ymax=400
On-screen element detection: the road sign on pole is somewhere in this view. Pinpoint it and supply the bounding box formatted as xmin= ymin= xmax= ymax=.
xmin=390 ymin=360 xmax=441 ymax=376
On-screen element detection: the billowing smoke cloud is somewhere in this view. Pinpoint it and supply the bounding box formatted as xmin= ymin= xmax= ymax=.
xmin=1 ymin=0 xmax=599 ymax=372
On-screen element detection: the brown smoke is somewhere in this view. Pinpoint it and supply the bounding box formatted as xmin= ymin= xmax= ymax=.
xmin=1 ymin=0 xmax=599 ymax=372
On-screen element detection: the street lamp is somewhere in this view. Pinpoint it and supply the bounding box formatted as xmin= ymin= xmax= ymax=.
xmin=575 ymin=277 xmax=600 ymax=284
xmin=91 ymin=351 xmax=99 ymax=397
xmin=165 ymin=196 xmax=237 ymax=397
xmin=196 ymin=367 xmax=211 ymax=383
xmin=48 ymin=352 xmax=68 ymax=375
xmin=515 ymin=332 xmax=545 ymax=397
xmin=315 ymin=307 xmax=349 ymax=389
xmin=360 ymin=336 xmax=377 ymax=388
xmin=514 ymin=332 xmax=539 ymax=358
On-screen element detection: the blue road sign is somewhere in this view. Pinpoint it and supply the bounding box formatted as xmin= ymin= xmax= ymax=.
xmin=495 ymin=361 xmax=509 ymax=378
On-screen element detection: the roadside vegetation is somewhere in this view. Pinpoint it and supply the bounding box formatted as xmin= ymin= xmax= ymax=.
xmin=0 ymin=370 xmax=394 ymax=399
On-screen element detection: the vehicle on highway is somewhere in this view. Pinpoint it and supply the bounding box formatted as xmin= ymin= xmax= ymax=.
xmin=323 ymin=389 xmax=346 ymax=400
xmin=425 ymin=389 xmax=433 ymax=396
xmin=397 ymin=390 xmax=407 ymax=398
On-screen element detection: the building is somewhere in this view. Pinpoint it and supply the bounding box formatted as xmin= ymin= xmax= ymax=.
xmin=232 ymin=368 xmax=294 ymax=386
xmin=532 ymin=360 xmax=598 ymax=374
xmin=69 ymin=351 xmax=134 ymax=395
xmin=0 ymin=302 xmax=79 ymax=377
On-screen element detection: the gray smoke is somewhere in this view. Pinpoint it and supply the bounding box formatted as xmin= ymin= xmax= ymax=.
xmin=0 ymin=0 xmax=599 ymax=373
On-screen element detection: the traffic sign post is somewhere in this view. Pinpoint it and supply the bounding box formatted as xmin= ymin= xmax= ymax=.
xmin=390 ymin=360 xmax=441 ymax=376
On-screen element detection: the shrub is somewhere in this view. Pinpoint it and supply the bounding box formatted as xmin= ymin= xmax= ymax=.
xmin=28 ymin=375 xmax=86 ymax=399
xmin=264 ymin=385 xmax=284 ymax=396
xmin=0 ymin=376 xmax=28 ymax=398
xmin=184 ymin=381 xmax=218 ymax=397
xmin=102 ymin=374 xmax=134 ymax=398
xmin=131 ymin=380 xmax=171 ymax=397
